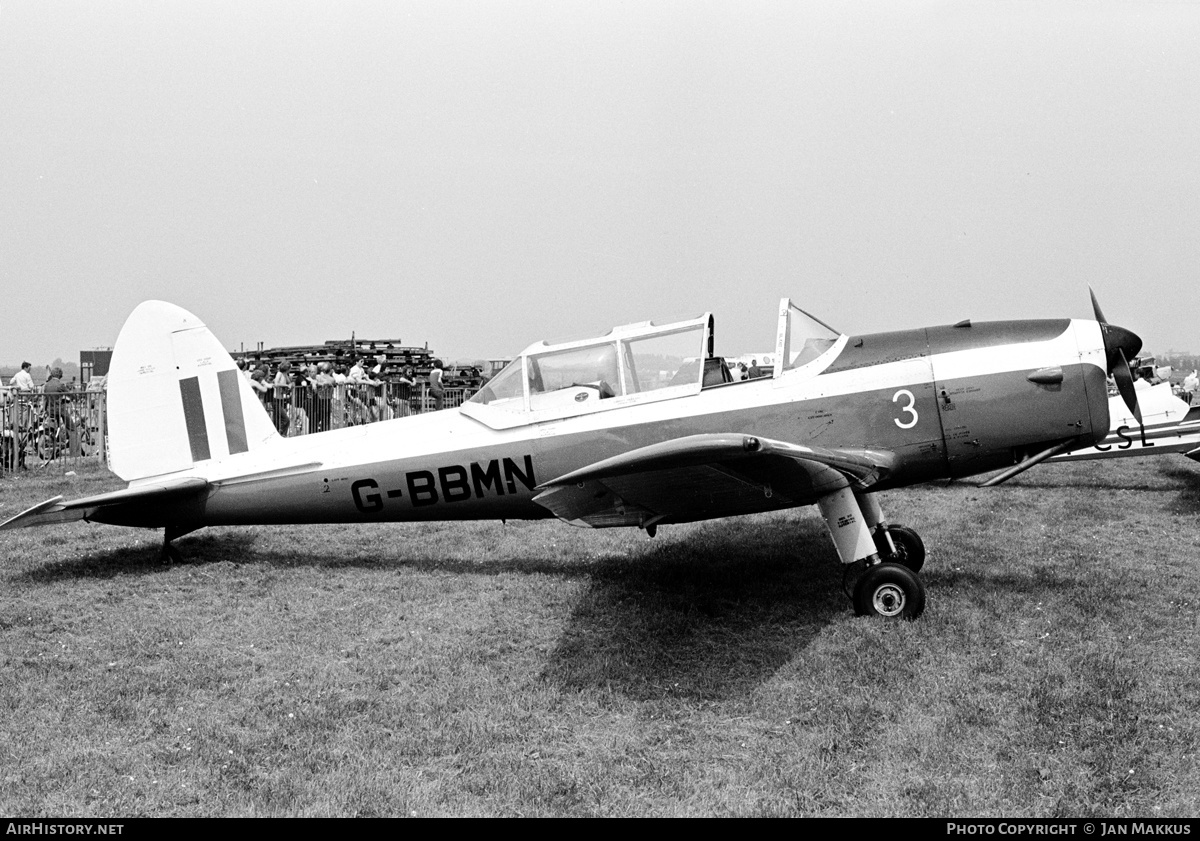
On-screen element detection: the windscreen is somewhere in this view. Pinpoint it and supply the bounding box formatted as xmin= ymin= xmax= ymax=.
xmin=779 ymin=302 xmax=841 ymax=371
xmin=469 ymin=358 xmax=524 ymax=406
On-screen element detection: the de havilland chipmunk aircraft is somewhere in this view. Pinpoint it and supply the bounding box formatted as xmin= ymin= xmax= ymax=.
xmin=1 ymin=293 xmax=1147 ymax=620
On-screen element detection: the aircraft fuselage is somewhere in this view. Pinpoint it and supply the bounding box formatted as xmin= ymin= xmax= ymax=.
xmin=92 ymin=318 xmax=1110 ymax=531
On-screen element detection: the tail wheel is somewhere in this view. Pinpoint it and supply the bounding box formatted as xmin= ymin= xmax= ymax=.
xmin=854 ymin=562 xmax=926 ymax=620
xmin=886 ymin=525 xmax=926 ymax=572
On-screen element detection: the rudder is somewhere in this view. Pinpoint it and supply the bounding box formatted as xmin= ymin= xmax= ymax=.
xmin=106 ymin=301 xmax=279 ymax=482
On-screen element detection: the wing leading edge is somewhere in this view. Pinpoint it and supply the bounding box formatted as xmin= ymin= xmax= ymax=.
xmin=532 ymin=433 xmax=896 ymax=528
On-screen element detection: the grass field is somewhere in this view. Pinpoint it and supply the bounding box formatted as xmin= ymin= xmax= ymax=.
xmin=2 ymin=457 xmax=1198 ymax=817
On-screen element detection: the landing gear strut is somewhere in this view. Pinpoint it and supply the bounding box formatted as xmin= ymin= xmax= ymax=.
xmin=880 ymin=524 xmax=925 ymax=573
xmin=818 ymin=489 xmax=927 ymax=619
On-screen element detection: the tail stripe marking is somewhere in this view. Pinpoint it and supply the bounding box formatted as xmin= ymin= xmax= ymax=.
xmin=217 ymin=369 xmax=249 ymax=455
xmin=179 ymin=376 xmax=211 ymax=462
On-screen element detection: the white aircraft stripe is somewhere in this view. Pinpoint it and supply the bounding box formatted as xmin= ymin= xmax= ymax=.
xmin=179 ymin=319 xmax=1110 ymax=477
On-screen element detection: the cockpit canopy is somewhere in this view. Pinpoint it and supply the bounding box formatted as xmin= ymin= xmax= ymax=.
xmin=461 ymin=299 xmax=844 ymax=430
xmin=468 ymin=313 xmax=712 ymax=416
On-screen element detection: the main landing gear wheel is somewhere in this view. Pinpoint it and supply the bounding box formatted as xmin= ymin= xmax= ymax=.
xmin=853 ymin=562 xmax=926 ymax=620
xmin=885 ymin=525 xmax=925 ymax=573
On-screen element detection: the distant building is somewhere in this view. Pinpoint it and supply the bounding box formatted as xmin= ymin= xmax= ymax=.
xmin=80 ymin=349 xmax=113 ymax=385
xmin=486 ymin=358 xmax=513 ymax=378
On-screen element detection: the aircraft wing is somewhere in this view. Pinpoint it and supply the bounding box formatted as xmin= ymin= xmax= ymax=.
xmin=532 ymin=433 xmax=896 ymax=528
xmin=0 ymin=478 xmax=209 ymax=531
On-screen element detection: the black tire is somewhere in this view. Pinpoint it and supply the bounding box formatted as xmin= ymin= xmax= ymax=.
xmin=853 ymin=562 xmax=926 ymax=619
xmin=886 ymin=525 xmax=926 ymax=572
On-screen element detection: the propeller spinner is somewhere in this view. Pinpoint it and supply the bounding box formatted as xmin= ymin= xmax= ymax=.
xmin=1089 ymin=287 xmax=1143 ymax=425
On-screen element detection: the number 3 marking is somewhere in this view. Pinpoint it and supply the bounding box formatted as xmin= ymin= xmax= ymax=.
xmin=893 ymin=389 xmax=918 ymax=429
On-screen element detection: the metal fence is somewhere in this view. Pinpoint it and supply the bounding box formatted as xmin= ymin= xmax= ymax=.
xmin=1 ymin=382 xmax=470 ymax=476
xmin=1 ymin=387 xmax=106 ymax=475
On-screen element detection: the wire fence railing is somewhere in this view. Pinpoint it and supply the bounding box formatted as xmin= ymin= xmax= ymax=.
xmin=1 ymin=382 xmax=471 ymax=476
xmin=1 ymin=388 xmax=105 ymax=475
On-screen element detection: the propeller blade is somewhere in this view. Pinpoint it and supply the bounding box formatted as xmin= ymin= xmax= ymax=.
xmin=1112 ymin=348 xmax=1143 ymax=426
xmin=1089 ymin=288 xmax=1143 ymax=426
xmin=1089 ymin=286 xmax=1107 ymax=325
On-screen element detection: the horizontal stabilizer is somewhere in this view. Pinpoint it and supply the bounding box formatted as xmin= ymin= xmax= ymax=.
xmin=0 ymin=478 xmax=209 ymax=531
xmin=0 ymin=496 xmax=76 ymax=530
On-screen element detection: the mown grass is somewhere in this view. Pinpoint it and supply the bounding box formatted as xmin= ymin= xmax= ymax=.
xmin=2 ymin=457 xmax=1198 ymax=816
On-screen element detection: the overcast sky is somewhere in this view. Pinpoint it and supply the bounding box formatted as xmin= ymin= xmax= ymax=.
xmin=2 ymin=0 xmax=1197 ymax=367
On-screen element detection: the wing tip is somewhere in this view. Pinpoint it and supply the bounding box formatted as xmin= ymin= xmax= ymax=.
xmin=0 ymin=495 xmax=67 ymax=530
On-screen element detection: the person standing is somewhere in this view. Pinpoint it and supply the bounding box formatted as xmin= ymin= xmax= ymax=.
xmin=271 ymin=362 xmax=292 ymax=435
xmin=8 ymin=362 xmax=36 ymax=435
xmin=249 ymin=369 xmax=270 ymax=407
xmin=314 ymin=362 xmax=336 ymax=431
xmin=393 ymin=366 xmax=415 ymax=417
xmin=289 ymin=364 xmax=313 ymax=435
xmin=345 ymin=357 xmax=372 ymax=424
xmin=0 ymin=388 xmax=19 ymax=470
xmin=42 ymin=367 xmax=70 ymax=409
xmin=428 ymin=359 xmax=446 ymax=411
xmin=10 ymin=361 xmax=34 ymax=392
xmin=40 ymin=368 xmax=74 ymax=459
xmin=362 ymin=363 xmax=383 ymax=422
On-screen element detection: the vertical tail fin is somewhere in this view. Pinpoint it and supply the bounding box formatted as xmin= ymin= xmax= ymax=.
xmin=106 ymin=301 xmax=280 ymax=482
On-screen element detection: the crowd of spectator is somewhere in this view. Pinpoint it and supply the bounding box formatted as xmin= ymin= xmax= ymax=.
xmin=238 ymin=355 xmax=459 ymax=436
xmin=1 ymin=354 xmax=471 ymax=473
